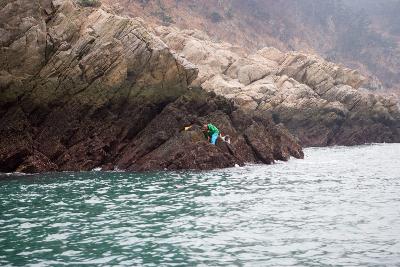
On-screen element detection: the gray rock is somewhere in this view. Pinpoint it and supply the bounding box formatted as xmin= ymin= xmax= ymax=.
xmin=156 ymin=26 xmax=400 ymax=146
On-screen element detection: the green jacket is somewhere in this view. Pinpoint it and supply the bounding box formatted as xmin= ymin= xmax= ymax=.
xmin=205 ymin=123 xmax=219 ymax=138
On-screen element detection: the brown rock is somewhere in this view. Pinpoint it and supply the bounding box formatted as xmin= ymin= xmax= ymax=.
xmin=0 ymin=0 xmax=303 ymax=173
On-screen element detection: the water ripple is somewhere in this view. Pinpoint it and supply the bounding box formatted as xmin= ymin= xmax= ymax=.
xmin=0 ymin=144 xmax=400 ymax=266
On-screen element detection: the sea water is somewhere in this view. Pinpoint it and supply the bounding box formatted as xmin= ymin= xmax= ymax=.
xmin=1 ymin=144 xmax=400 ymax=266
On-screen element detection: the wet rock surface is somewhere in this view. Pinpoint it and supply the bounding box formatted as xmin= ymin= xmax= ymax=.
xmin=0 ymin=0 xmax=303 ymax=173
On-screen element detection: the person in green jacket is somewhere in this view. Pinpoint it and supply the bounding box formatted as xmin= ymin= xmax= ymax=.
xmin=202 ymin=123 xmax=220 ymax=145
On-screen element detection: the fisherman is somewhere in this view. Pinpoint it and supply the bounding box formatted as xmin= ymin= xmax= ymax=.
xmin=203 ymin=123 xmax=220 ymax=145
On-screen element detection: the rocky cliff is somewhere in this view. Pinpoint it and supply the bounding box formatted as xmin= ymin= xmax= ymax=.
xmin=156 ymin=26 xmax=400 ymax=146
xmin=103 ymin=0 xmax=400 ymax=94
xmin=0 ymin=0 xmax=303 ymax=173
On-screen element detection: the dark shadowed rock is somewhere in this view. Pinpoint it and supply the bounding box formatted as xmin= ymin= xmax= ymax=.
xmin=117 ymin=88 xmax=303 ymax=172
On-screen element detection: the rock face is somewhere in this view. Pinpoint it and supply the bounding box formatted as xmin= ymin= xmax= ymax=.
xmin=0 ymin=0 xmax=303 ymax=173
xmin=103 ymin=0 xmax=400 ymax=94
xmin=117 ymin=88 xmax=303 ymax=171
xmin=156 ymin=27 xmax=400 ymax=146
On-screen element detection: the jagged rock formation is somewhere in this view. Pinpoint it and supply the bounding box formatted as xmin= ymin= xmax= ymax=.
xmin=0 ymin=0 xmax=303 ymax=173
xmin=117 ymin=89 xmax=303 ymax=171
xmin=102 ymin=0 xmax=400 ymax=93
xmin=156 ymin=26 xmax=400 ymax=146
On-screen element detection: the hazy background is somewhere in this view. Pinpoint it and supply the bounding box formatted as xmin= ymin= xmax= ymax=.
xmin=104 ymin=0 xmax=400 ymax=93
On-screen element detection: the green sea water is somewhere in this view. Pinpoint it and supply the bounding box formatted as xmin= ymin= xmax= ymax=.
xmin=1 ymin=144 xmax=400 ymax=266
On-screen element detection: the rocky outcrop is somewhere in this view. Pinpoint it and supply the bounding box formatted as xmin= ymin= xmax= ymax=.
xmin=117 ymin=88 xmax=303 ymax=171
xmin=0 ymin=0 xmax=303 ymax=173
xmin=103 ymin=0 xmax=400 ymax=94
xmin=156 ymin=26 xmax=400 ymax=146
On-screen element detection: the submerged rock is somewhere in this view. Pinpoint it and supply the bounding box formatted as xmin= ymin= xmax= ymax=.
xmin=0 ymin=0 xmax=303 ymax=173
